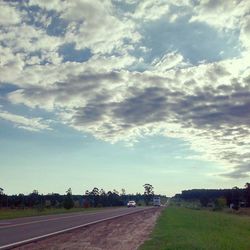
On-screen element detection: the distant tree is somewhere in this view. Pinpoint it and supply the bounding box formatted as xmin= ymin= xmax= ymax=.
xmin=106 ymin=190 xmax=123 ymax=206
xmin=121 ymin=188 xmax=126 ymax=196
xmin=245 ymin=183 xmax=250 ymax=207
xmin=28 ymin=190 xmax=40 ymax=207
xmin=45 ymin=200 xmax=51 ymax=208
xmin=99 ymin=189 xmax=106 ymax=196
xmin=113 ymin=189 xmax=119 ymax=195
xmin=47 ymin=193 xmax=62 ymax=207
xmin=143 ymin=184 xmax=154 ymax=205
xmin=90 ymin=187 xmax=100 ymax=207
xmin=225 ymin=190 xmax=232 ymax=206
xmin=0 ymin=188 xmax=4 ymax=207
xmin=32 ymin=190 xmax=39 ymax=195
xmin=83 ymin=199 xmax=90 ymax=208
xmin=214 ymin=197 xmax=227 ymax=211
xmin=200 ymin=196 xmax=209 ymax=207
xmin=63 ymin=188 xmax=74 ymax=209
xmin=232 ymin=186 xmax=240 ymax=210
xmin=90 ymin=187 xmax=99 ymax=196
xmin=143 ymin=184 xmax=154 ymax=196
xmin=18 ymin=193 xmax=25 ymax=209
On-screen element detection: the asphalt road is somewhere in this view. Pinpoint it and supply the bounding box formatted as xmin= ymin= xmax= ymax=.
xmin=0 ymin=207 xmax=152 ymax=249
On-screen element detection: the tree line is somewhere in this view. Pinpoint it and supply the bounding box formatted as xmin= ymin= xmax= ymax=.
xmin=174 ymin=183 xmax=250 ymax=210
xmin=0 ymin=184 xmax=164 ymax=210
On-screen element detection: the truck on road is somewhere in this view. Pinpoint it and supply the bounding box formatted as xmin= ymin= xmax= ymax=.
xmin=153 ymin=196 xmax=161 ymax=206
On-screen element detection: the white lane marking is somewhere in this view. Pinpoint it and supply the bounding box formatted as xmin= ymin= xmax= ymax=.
xmin=0 ymin=208 xmax=141 ymax=229
xmin=0 ymin=208 xmax=152 ymax=250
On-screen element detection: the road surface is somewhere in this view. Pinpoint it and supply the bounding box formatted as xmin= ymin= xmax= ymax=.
xmin=0 ymin=207 xmax=152 ymax=249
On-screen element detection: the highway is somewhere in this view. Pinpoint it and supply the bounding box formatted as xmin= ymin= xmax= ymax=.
xmin=0 ymin=207 xmax=152 ymax=249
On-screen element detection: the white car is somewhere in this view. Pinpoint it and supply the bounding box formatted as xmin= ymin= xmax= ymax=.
xmin=127 ymin=200 xmax=136 ymax=207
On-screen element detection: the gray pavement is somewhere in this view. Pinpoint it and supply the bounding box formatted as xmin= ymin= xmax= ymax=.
xmin=0 ymin=207 xmax=152 ymax=249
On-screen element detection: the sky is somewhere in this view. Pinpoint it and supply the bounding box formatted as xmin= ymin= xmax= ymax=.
xmin=0 ymin=0 xmax=250 ymax=197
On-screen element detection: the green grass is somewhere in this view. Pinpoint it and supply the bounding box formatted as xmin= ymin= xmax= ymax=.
xmin=140 ymin=206 xmax=250 ymax=250
xmin=0 ymin=207 xmax=105 ymax=220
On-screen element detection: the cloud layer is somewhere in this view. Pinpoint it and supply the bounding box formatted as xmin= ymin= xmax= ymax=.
xmin=1 ymin=0 xmax=250 ymax=178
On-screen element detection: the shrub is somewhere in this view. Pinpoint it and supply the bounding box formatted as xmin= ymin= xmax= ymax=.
xmin=214 ymin=197 xmax=227 ymax=211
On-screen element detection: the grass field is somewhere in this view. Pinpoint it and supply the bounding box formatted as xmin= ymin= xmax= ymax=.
xmin=140 ymin=206 xmax=250 ymax=250
xmin=0 ymin=207 xmax=105 ymax=220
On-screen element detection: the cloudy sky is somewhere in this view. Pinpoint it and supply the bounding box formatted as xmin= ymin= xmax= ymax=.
xmin=1 ymin=0 xmax=250 ymax=196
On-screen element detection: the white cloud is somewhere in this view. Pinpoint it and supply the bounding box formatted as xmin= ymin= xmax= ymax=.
xmin=0 ymin=47 xmax=25 ymax=84
xmin=190 ymin=0 xmax=242 ymax=29
xmin=128 ymin=0 xmax=170 ymax=21
xmin=152 ymin=51 xmax=186 ymax=71
xmin=63 ymin=1 xmax=140 ymax=54
xmin=240 ymin=15 xmax=250 ymax=49
xmin=0 ymin=1 xmax=21 ymax=25
xmin=189 ymin=0 xmax=250 ymax=51
xmin=28 ymin=0 xmax=66 ymax=12
xmin=0 ymin=24 xmax=62 ymax=53
xmin=0 ymin=109 xmax=51 ymax=132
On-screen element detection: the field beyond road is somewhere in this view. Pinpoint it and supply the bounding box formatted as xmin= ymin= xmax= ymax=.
xmin=140 ymin=206 xmax=250 ymax=250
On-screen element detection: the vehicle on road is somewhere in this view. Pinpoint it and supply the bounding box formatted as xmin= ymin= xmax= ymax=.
xmin=153 ymin=196 xmax=161 ymax=206
xmin=127 ymin=200 xmax=136 ymax=207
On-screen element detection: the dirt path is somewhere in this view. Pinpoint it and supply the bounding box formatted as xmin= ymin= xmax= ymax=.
xmin=14 ymin=207 xmax=164 ymax=250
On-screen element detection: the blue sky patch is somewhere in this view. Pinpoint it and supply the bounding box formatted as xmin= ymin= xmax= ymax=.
xmin=140 ymin=17 xmax=241 ymax=64
xmin=58 ymin=43 xmax=92 ymax=63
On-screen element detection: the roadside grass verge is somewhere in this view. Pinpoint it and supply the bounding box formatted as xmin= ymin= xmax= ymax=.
xmin=0 ymin=207 xmax=106 ymax=220
xmin=140 ymin=206 xmax=250 ymax=250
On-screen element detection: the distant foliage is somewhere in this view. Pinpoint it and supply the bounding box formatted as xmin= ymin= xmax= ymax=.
xmin=0 ymin=188 xmax=4 ymax=208
xmin=174 ymin=183 xmax=249 ymax=209
xmin=245 ymin=183 xmax=250 ymax=207
xmin=63 ymin=188 xmax=74 ymax=210
xmin=143 ymin=183 xmax=154 ymax=206
xmin=214 ymin=197 xmax=227 ymax=210
xmin=0 ymin=186 xmax=167 ymax=209
xmin=200 ymin=196 xmax=209 ymax=207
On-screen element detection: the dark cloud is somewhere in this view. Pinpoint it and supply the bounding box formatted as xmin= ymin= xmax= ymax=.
xmin=74 ymin=103 xmax=107 ymax=124
xmin=171 ymin=84 xmax=250 ymax=129
xmin=9 ymin=71 xmax=121 ymax=106
xmin=198 ymin=0 xmax=225 ymax=11
xmin=113 ymin=87 xmax=171 ymax=124
xmin=205 ymin=64 xmax=230 ymax=82
xmin=221 ymin=163 xmax=250 ymax=178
